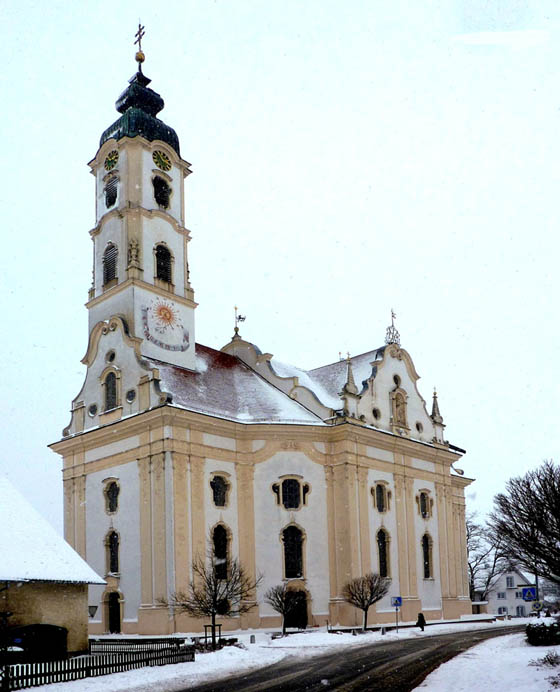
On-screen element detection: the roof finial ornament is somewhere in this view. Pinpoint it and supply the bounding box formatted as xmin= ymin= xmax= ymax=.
xmin=342 ymin=352 xmax=358 ymax=396
xmin=134 ymin=21 xmax=146 ymax=71
xmin=385 ymin=309 xmax=400 ymax=346
xmin=431 ymin=387 xmax=443 ymax=424
xmin=233 ymin=305 xmax=246 ymax=339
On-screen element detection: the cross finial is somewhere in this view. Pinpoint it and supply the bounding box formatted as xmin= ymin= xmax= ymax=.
xmin=134 ymin=22 xmax=145 ymax=51
xmin=134 ymin=22 xmax=146 ymax=68
xmin=391 ymin=309 xmax=396 ymax=328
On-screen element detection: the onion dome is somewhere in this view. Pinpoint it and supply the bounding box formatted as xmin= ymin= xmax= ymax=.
xmin=99 ymin=67 xmax=180 ymax=155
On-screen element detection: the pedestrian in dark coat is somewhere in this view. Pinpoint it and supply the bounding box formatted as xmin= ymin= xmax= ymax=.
xmin=416 ymin=613 xmax=426 ymax=631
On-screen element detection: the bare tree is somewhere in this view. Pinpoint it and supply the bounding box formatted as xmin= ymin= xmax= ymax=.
xmin=466 ymin=512 xmax=509 ymax=601
xmin=342 ymin=573 xmax=389 ymax=630
xmin=264 ymin=584 xmax=297 ymax=635
xmin=489 ymin=461 xmax=560 ymax=585
xmin=163 ymin=555 xmax=262 ymax=649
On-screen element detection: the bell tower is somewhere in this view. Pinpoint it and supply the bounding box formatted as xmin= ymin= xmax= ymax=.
xmin=85 ymin=32 xmax=197 ymax=370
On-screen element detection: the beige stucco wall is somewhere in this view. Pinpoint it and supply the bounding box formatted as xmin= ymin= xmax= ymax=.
xmin=4 ymin=581 xmax=89 ymax=653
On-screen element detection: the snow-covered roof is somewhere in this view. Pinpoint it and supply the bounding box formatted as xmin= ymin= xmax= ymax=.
xmin=0 ymin=476 xmax=105 ymax=584
xmin=152 ymin=344 xmax=324 ymax=425
xmin=269 ymin=358 xmax=342 ymax=410
xmin=308 ymin=348 xmax=386 ymax=400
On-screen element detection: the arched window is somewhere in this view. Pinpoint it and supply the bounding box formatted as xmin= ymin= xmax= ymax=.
xmin=422 ymin=534 xmax=432 ymax=579
xmin=210 ymin=476 xmax=229 ymax=507
xmin=153 ymin=176 xmax=171 ymax=208
xmin=103 ymin=244 xmax=118 ymax=285
xmin=155 ymin=244 xmax=172 ymax=283
xmin=105 ymin=481 xmax=120 ymax=513
xmin=213 ymin=525 xmax=228 ymax=580
xmin=282 ymin=479 xmax=301 ymax=509
xmin=104 ymin=372 xmax=117 ymax=411
xmin=377 ymin=529 xmax=389 ymax=578
xmin=283 ymin=526 xmax=303 ymax=578
xmin=107 ymin=531 xmax=119 ymax=573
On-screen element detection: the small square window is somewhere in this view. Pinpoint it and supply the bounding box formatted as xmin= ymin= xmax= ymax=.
xmin=497 ymin=592 xmax=506 ymax=599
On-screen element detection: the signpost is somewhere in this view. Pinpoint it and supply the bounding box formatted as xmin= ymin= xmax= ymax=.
xmin=522 ymin=587 xmax=537 ymax=602
xmin=391 ymin=596 xmax=402 ymax=633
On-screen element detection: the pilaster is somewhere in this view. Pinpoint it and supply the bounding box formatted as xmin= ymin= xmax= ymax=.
xmin=173 ymin=452 xmax=190 ymax=595
xmin=236 ymin=463 xmax=259 ymax=628
xmin=435 ymin=481 xmax=450 ymax=598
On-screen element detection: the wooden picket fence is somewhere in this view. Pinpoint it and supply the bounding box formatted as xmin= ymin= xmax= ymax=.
xmin=3 ymin=643 xmax=195 ymax=690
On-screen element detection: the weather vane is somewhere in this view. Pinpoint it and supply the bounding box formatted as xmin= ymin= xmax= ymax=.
xmin=134 ymin=22 xmax=146 ymax=68
xmin=234 ymin=306 xmax=246 ymax=336
xmin=385 ymin=309 xmax=400 ymax=346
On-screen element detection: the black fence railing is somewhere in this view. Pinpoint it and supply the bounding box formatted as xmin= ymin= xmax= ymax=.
xmin=4 ymin=643 xmax=195 ymax=690
xmin=88 ymin=637 xmax=187 ymax=654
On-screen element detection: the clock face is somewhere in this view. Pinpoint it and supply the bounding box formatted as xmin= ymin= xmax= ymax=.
xmin=153 ymin=150 xmax=172 ymax=171
xmin=104 ymin=150 xmax=119 ymax=171
xmin=142 ymin=299 xmax=190 ymax=351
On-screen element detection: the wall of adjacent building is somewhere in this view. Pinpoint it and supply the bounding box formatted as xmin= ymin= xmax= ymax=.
xmin=5 ymin=581 xmax=89 ymax=653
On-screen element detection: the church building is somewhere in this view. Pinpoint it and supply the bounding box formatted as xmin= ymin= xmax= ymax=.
xmin=50 ymin=45 xmax=473 ymax=635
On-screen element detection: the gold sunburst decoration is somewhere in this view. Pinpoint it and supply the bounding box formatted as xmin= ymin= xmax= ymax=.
xmin=153 ymin=301 xmax=178 ymax=329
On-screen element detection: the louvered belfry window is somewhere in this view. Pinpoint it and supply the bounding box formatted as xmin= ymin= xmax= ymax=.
xmin=105 ymin=372 xmax=117 ymax=411
xmin=155 ymin=244 xmax=172 ymax=283
xmin=103 ymin=244 xmax=118 ymax=285
xmin=105 ymin=177 xmax=118 ymax=208
xmin=153 ymin=176 xmax=171 ymax=208
xmin=283 ymin=526 xmax=303 ymax=578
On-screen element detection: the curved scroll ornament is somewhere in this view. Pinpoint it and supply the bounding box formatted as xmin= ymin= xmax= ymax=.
xmin=142 ymin=300 xmax=190 ymax=351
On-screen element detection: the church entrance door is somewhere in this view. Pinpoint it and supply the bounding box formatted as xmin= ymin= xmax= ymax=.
xmin=284 ymin=590 xmax=307 ymax=630
xmin=107 ymin=592 xmax=121 ymax=633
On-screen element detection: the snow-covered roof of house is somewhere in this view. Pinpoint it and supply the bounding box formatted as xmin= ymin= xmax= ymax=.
xmin=0 ymin=476 xmax=105 ymax=584
xmin=151 ymin=344 xmax=324 ymax=425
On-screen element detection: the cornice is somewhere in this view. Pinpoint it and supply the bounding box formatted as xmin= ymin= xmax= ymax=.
xmin=85 ymin=278 xmax=198 ymax=310
xmin=89 ymin=206 xmax=191 ymax=239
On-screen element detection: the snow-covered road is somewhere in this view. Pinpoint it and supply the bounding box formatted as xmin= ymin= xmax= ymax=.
xmin=27 ymin=618 xmax=558 ymax=691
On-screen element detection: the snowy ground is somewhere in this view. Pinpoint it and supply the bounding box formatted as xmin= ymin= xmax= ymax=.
xmin=27 ymin=617 xmax=559 ymax=692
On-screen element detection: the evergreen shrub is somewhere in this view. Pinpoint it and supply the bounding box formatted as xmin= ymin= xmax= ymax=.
xmin=525 ymin=621 xmax=560 ymax=646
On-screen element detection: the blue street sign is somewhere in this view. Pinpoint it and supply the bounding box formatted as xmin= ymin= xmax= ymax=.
xmin=391 ymin=596 xmax=402 ymax=607
xmin=522 ymin=587 xmax=537 ymax=602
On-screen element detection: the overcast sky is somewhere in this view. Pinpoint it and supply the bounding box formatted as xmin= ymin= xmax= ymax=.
xmin=1 ymin=0 xmax=559 ymax=532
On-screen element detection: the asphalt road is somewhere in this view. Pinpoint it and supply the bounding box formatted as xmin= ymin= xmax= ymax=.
xmin=183 ymin=624 xmax=526 ymax=692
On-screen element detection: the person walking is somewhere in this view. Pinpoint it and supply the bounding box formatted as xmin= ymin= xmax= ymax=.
xmin=416 ymin=613 xmax=426 ymax=631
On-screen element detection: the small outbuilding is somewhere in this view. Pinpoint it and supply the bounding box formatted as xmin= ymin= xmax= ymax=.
xmin=0 ymin=476 xmax=105 ymax=653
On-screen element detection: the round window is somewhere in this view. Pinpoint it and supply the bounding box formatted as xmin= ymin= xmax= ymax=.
xmin=372 ymin=408 xmax=381 ymax=420
xmin=393 ymin=374 xmax=401 ymax=387
xmin=88 ymin=404 xmax=98 ymax=417
xmin=126 ymin=389 xmax=136 ymax=403
xmin=416 ymin=422 xmax=423 ymax=433
xmin=106 ymin=350 xmax=116 ymax=363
